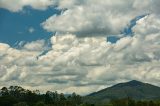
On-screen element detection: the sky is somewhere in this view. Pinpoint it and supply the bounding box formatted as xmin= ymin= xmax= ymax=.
xmin=0 ymin=0 xmax=160 ymax=95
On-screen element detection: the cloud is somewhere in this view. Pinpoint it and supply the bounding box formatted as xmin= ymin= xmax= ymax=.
xmin=28 ymin=27 xmax=35 ymax=33
xmin=0 ymin=0 xmax=54 ymax=12
xmin=22 ymin=40 xmax=48 ymax=51
xmin=42 ymin=0 xmax=155 ymax=37
xmin=1 ymin=16 xmax=160 ymax=93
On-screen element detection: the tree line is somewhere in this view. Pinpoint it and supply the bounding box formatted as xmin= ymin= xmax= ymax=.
xmin=0 ymin=86 xmax=160 ymax=106
xmin=106 ymin=98 xmax=160 ymax=106
xmin=0 ymin=86 xmax=82 ymax=106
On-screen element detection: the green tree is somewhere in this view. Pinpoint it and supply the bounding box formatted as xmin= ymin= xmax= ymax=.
xmin=128 ymin=98 xmax=136 ymax=106
xmin=35 ymin=101 xmax=46 ymax=106
xmin=45 ymin=91 xmax=53 ymax=104
xmin=60 ymin=93 xmax=66 ymax=101
xmin=14 ymin=102 xmax=28 ymax=106
xmin=149 ymin=101 xmax=155 ymax=106
xmin=1 ymin=87 xmax=9 ymax=96
xmin=0 ymin=96 xmax=18 ymax=106
xmin=71 ymin=92 xmax=82 ymax=105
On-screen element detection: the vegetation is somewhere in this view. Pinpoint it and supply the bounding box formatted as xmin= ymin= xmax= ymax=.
xmin=0 ymin=85 xmax=160 ymax=106
xmin=0 ymin=86 xmax=82 ymax=106
xmin=108 ymin=98 xmax=160 ymax=106
xmin=81 ymin=98 xmax=160 ymax=106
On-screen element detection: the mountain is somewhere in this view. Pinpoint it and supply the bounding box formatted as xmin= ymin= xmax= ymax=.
xmin=84 ymin=80 xmax=160 ymax=104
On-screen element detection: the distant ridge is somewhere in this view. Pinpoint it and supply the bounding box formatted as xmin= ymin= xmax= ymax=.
xmin=111 ymin=80 xmax=144 ymax=88
xmin=85 ymin=80 xmax=160 ymax=104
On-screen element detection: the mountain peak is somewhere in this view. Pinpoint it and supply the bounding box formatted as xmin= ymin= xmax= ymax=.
xmin=129 ymin=80 xmax=141 ymax=82
xmin=111 ymin=80 xmax=144 ymax=88
xmin=127 ymin=80 xmax=143 ymax=85
xmin=86 ymin=80 xmax=160 ymax=104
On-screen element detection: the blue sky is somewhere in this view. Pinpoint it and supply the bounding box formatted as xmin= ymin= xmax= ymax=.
xmin=0 ymin=7 xmax=60 ymax=46
xmin=107 ymin=14 xmax=148 ymax=43
xmin=0 ymin=6 xmax=146 ymax=46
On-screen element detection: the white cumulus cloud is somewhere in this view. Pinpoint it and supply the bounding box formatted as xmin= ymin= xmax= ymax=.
xmin=0 ymin=0 xmax=54 ymax=12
